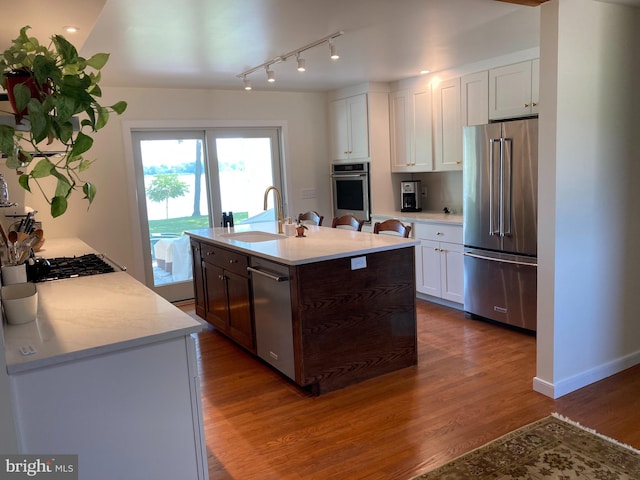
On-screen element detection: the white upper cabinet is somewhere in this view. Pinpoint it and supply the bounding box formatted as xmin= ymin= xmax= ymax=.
xmin=461 ymin=71 xmax=489 ymax=126
xmin=433 ymin=77 xmax=462 ymax=171
xmin=329 ymin=93 xmax=369 ymax=162
xmin=489 ymin=59 xmax=539 ymax=120
xmin=389 ymin=86 xmax=433 ymax=173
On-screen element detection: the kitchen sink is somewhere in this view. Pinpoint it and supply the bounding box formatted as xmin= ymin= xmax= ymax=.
xmin=221 ymin=231 xmax=286 ymax=243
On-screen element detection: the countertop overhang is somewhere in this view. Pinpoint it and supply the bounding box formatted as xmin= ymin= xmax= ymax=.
xmin=2 ymin=239 xmax=204 ymax=374
xmin=186 ymin=222 xmax=419 ymax=266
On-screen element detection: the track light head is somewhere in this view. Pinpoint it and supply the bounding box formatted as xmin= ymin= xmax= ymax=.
xmin=266 ymin=67 xmax=275 ymax=83
xmin=243 ymin=76 xmax=252 ymax=90
xmin=296 ymin=56 xmax=306 ymax=72
xmin=329 ymin=40 xmax=339 ymax=60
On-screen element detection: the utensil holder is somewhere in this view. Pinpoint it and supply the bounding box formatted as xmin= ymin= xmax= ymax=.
xmin=1 ymin=263 xmax=27 ymax=285
xmin=1 ymin=282 xmax=38 ymax=325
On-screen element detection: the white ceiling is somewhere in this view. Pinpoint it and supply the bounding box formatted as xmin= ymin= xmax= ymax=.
xmin=0 ymin=0 xmax=636 ymax=93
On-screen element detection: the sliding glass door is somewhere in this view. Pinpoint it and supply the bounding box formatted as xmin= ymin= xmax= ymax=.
xmin=206 ymin=127 xmax=284 ymax=226
xmin=130 ymin=127 xmax=284 ymax=302
xmin=131 ymin=130 xmax=209 ymax=302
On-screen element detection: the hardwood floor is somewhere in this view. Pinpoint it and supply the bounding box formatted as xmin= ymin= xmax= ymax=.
xmin=180 ymin=299 xmax=640 ymax=480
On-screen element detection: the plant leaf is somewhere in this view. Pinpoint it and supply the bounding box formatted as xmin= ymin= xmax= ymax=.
xmin=95 ymin=106 xmax=109 ymax=130
xmin=54 ymin=175 xmax=72 ymax=198
xmin=86 ymin=53 xmax=109 ymax=70
xmin=78 ymin=158 xmax=92 ymax=172
xmin=26 ymin=99 xmax=48 ymax=143
xmin=83 ymin=182 xmax=96 ymax=203
xmin=70 ymin=131 xmax=93 ymax=157
xmin=31 ymin=158 xmax=54 ymax=178
xmin=18 ymin=174 xmax=31 ymax=192
xmin=111 ymin=101 xmax=128 ymax=115
xmin=51 ymin=195 xmax=68 ymax=218
xmin=13 ymin=83 xmax=32 ymax=112
xmin=52 ymin=35 xmax=78 ymax=65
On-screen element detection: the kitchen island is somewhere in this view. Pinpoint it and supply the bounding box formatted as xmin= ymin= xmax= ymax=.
xmin=1 ymin=239 xmax=208 ymax=480
xmin=187 ymin=223 xmax=419 ymax=394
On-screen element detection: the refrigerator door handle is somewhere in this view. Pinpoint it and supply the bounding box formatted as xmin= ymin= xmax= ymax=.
xmin=502 ymin=137 xmax=513 ymax=237
xmin=464 ymin=251 xmax=538 ymax=267
xmin=489 ymin=138 xmax=501 ymax=236
xmin=498 ymin=138 xmax=505 ymax=237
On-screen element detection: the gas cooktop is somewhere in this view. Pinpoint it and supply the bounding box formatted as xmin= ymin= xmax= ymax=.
xmin=34 ymin=253 xmax=117 ymax=282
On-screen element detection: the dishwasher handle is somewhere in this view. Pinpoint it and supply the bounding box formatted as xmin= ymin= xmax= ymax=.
xmin=247 ymin=266 xmax=289 ymax=282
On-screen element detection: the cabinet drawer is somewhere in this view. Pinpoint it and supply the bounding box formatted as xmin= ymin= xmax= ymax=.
xmin=200 ymin=243 xmax=249 ymax=276
xmin=412 ymin=222 xmax=462 ymax=243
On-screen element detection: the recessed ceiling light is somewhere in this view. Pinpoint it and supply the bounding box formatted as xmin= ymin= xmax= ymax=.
xmin=63 ymin=26 xmax=79 ymax=34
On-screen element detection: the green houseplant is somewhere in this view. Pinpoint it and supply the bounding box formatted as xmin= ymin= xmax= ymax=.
xmin=0 ymin=26 xmax=127 ymax=217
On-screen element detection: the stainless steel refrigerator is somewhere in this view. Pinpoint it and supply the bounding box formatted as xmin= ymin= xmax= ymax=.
xmin=463 ymin=118 xmax=538 ymax=331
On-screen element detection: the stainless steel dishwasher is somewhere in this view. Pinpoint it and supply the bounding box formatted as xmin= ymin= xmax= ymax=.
xmin=247 ymin=257 xmax=295 ymax=380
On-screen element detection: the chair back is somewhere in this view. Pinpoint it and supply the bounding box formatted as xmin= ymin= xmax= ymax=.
xmin=331 ymin=214 xmax=365 ymax=231
xmin=373 ymin=219 xmax=412 ymax=238
xmin=298 ymin=211 xmax=324 ymax=226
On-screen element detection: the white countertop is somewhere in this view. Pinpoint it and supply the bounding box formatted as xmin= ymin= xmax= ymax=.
xmin=372 ymin=211 xmax=463 ymax=225
xmin=3 ymin=239 xmax=204 ymax=374
xmin=187 ymin=222 xmax=419 ymax=266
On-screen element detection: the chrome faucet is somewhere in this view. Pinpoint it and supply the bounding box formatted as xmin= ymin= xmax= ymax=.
xmin=263 ymin=186 xmax=284 ymax=233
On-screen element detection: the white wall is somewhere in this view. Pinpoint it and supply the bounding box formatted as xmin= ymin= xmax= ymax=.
xmin=4 ymin=88 xmax=331 ymax=282
xmin=535 ymin=0 xmax=640 ymax=398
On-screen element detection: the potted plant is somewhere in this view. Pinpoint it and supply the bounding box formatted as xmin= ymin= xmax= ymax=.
xmin=296 ymin=222 xmax=308 ymax=237
xmin=0 ymin=25 xmax=127 ymax=217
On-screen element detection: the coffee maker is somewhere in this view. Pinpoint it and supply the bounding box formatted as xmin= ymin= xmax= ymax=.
xmin=400 ymin=180 xmax=422 ymax=212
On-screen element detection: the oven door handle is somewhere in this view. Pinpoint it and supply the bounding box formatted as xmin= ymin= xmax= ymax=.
xmin=331 ymin=173 xmax=367 ymax=178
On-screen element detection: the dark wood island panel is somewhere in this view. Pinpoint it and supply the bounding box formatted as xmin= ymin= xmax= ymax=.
xmin=190 ymin=231 xmax=418 ymax=395
xmin=290 ymin=247 xmax=417 ymax=394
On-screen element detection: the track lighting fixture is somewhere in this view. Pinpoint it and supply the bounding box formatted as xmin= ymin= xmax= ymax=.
xmin=236 ymin=31 xmax=343 ymax=89
xmin=296 ymin=55 xmax=306 ymax=72
xmin=329 ymin=40 xmax=339 ymax=60
xmin=266 ymin=67 xmax=275 ymax=83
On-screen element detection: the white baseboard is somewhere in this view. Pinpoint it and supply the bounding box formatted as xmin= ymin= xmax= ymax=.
xmin=533 ymin=349 xmax=640 ymax=399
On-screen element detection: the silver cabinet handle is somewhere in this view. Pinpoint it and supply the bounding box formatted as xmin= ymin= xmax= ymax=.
xmin=247 ymin=266 xmax=289 ymax=282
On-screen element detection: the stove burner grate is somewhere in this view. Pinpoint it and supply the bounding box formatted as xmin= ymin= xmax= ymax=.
xmin=37 ymin=253 xmax=116 ymax=282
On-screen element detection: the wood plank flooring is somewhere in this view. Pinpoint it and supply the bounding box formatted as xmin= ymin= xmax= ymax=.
xmin=180 ymin=299 xmax=640 ymax=480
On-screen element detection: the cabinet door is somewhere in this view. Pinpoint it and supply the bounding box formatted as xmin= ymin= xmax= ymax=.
xmin=489 ymin=60 xmax=533 ymax=120
xmin=226 ymin=270 xmax=255 ymax=352
xmin=531 ymin=58 xmax=539 ymax=115
xmin=190 ymin=239 xmax=206 ymax=319
xmin=389 ymin=90 xmax=412 ymax=172
xmin=461 ymin=71 xmax=489 ymax=126
xmin=440 ymin=242 xmax=464 ymax=304
xmin=203 ymin=262 xmax=228 ymax=332
xmin=329 ymin=98 xmax=349 ymax=161
xmin=346 ymin=94 xmax=369 ymax=160
xmin=329 ymin=94 xmax=369 ymax=162
xmin=433 ymin=77 xmax=462 ymax=171
xmin=416 ymin=239 xmax=442 ymax=297
xmin=412 ymin=88 xmax=434 ymax=171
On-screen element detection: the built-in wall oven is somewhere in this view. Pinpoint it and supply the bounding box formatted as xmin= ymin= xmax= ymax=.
xmin=331 ymin=162 xmax=370 ymax=222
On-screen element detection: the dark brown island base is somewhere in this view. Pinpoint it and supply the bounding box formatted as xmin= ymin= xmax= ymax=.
xmin=187 ymin=223 xmax=418 ymax=394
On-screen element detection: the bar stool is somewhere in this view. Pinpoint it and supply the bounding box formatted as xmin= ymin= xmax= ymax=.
xmin=373 ymin=219 xmax=412 ymax=238
xmin=331 ymin=214 xmax=364 ymax=231
xmin=297 ymin=211 xmax=324 ymax=226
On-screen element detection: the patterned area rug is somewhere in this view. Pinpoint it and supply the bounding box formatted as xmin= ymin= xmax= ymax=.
xmin=410 ymin=413 xmax=640 ymax=479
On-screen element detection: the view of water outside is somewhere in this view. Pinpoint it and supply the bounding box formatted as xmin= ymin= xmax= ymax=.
xmin=142 ymin=138 xmax=275 ymax=223
xmin=140 ymin=136 xmax=277 ymax=287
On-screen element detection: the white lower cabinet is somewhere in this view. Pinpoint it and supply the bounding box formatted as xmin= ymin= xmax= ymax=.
xmin=414 ymin=222 xmax=463 ymax=304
